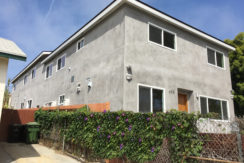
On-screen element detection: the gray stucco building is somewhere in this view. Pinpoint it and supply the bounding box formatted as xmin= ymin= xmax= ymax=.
xmin=11 ymin=0 xmax=235 ymax=120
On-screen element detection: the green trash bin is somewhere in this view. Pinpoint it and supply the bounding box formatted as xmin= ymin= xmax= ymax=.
xmin=25 ymin=122 xmax=40 ymax=144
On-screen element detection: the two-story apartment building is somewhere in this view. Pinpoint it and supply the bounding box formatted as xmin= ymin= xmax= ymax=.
xmin=11 ymin=0 xmax=235 ymax=120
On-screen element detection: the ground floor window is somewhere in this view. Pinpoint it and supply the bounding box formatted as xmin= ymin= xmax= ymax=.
xmin=59 ymin=95 xmax=65 ymax=105
xmin=200 ymin=96 xmax=228 ymax=120
xmin=21 ymin=103 xmax=24 ymax=109
xmin=27 ymin=100 xmax=32 ymax=109
xmin=138 ymin=84 xmax=164 ymax=113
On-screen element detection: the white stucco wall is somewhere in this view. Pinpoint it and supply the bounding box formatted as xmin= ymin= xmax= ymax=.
xmin=0 ymin=57 xmax=9 ymax=120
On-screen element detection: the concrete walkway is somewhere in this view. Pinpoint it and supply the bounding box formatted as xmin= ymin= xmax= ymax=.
xmin=0 ymin=142 xmax=79 ymax=163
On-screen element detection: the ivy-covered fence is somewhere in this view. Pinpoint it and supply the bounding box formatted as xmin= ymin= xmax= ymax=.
xmin=35 ymin=107 xmax=202 ymax=162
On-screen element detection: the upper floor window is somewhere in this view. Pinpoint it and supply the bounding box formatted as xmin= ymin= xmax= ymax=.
xmin=45 ymin=102 xmax=52 ymax=107
xmin=46 ymin=64 xmax=53 ymax=79
xmin=149 ymin=24 xmax=176 ymax=50
xmin=24 ymin=75 xmax=28 ymax=85
xmin=77 ymin=38 xmax=85 ymax=51
xmin=200 ymin=96 xmax=228 ymax=120
xmin=32 ymin=68 xmax=36 ymax=79
xmin=59 ymin=95 xmax=65 ymax=105
xmin=57 ymin=55 xmax=66 ymax=70
xmin=13 ymin=83 xmax=16 ymax=91
xmin=27 ymin=99 xmax=32 ymax=109
xmin=207 ymin=48 xmax=224 ymax=68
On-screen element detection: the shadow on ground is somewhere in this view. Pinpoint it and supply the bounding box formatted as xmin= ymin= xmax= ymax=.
xmin=0 ymin=142 xmax=40 ymax=162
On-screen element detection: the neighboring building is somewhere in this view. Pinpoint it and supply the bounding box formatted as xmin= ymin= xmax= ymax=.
xmin=11 ymin=0 xmax=235 ymax=120
xmin=0 ymin=37 xmax=26 ymax=120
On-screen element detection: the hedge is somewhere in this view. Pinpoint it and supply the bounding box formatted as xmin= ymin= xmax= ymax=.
xmin=35 ymin=107 xmax=203 ymax=162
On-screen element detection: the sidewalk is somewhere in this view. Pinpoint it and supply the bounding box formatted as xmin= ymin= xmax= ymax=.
xmin=0 ymin=142 xmax=79 ymax=163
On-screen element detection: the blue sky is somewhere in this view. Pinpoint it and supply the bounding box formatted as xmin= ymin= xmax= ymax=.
xmin=1 ymin=0 xmax=243 ymax=83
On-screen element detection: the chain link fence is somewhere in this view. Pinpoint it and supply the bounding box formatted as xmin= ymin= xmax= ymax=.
xmin=39 ymin=117 xmax=244 ymax=163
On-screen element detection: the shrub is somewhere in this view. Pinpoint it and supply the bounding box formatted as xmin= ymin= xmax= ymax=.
xmin=35 ymin=108 xmax=202 ymax=162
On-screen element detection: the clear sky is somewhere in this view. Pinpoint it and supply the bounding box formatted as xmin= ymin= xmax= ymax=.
xmin=1 ymin=0 xmax=243 ymax=83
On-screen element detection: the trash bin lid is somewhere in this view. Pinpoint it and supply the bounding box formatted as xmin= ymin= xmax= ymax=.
xmin=26 ymin=122 xmax=40 ymax=126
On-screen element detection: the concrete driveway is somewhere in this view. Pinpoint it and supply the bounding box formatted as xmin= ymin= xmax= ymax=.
xmin=0 ymin=142 xmax=80 ymax=163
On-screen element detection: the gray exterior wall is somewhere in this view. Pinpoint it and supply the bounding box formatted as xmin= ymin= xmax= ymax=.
xmin=122 ymin=6 xmax=234 ymax=118
xmin=11 ymin=5 xmax=234 ymax=118
xmin=11 ymin=7 xmax=126 ymax=111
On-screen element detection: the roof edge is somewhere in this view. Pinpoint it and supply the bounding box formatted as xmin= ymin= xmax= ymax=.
xmin=11 ymin=51 xmax=52 ymax=83
xmin=0 ymin=52 xmax=26 ymax=61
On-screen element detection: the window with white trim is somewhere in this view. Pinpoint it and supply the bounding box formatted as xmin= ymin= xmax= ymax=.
xmin=27 ymin=100 xmax=32 ymax=109
xmin=45 ymin=102 xmax=52 ymax=107
xmin=149 ymin=24 xmax=176 ymax=50
xmin=31 ymin=68 xmax=36 ymax=79
xmin=21 ymin=103 xmax=24 ymax=109
xmin=77 ymin=38 xmax=85 ymax=51
xmin=46 ymin=64 xmax=53 ymax=79
xmin=57 ymin=55 xmax=65 ymax=70
xmin=59 ymin=95 xmax=65 ymax=105
xmin=24 ymin=75 xmax=28 ymax=85
xmin=200 ymin=96 xmax=228 ymax=120
xmin=13 ymin=83 xmax=16 ymax=91
xmin=138 ymin=85 xmax=164 ymax=113
xmin=207 ymin=48 xmax=224 ymax=68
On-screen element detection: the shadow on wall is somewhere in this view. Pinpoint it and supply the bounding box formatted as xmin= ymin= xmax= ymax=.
xmin=0 ymin=102 xmax=110 ymax=141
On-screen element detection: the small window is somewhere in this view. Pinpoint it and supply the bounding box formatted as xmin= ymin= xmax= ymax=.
xmin=139 ymin=85 xmax=164 ymax=113
xmin=13 ymin=83 xmax=16 ymax=91
xmin=24 ymin=76 xmax=27 ymax=85
xmin=207 ymin=48 xmax=224 ymax=68
xmin=27 ymin=100 xmax=32 ymax=109
xmin=21 ymin=103 xmax=24 ymax=109
xmin=200 ymin=96 xmax=229 ymax=120
xmin=59 ymin=95 xmax=65 ymax=105
xmin=46 ymin=64 xmax=53 ymax=79
xmin=71 ymin=76 xmax=75 ymax=83
xmin=77 ymin=39 xmax=85 ymax=50
xmin=45 ymin=102 xmax=52 ymax=107
xmin=149 ymin=25 xmax=162 ymax=45
xmin=163 ymin=31 xmax=175 ymax=49
xmin=149 ymin=24 xmax=176 ymax=50
xmin=57 ymin=55 xmax=65 ymax=70
xmin=32 ymin=68 xmax=36 ymax=79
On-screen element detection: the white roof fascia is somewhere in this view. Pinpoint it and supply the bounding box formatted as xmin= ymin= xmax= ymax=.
xmin=11 ymin=51 xmax=51 ymax=83
xmin=42 ymin=0 xmax=124 ymax=64
xmin=127 ymin=0 xmax=235 ymax=51
xmin=42 ymin=0 xmax=234 ymax=65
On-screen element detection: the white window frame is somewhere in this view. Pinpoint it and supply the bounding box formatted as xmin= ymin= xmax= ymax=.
xmin=23 ymin=75 xmax=28 ymax=85
xmin=137 ymin=83 xmax=166 ymax=113
xmin=45 ymin=63 xmax=53 ymax=79
xmin=13 ymin=83 xmax=16 ymax=91
xmin=31 ymin=67 xmax=36 ymax=79
xmin=199 ymin=95 xmax=230 ymax=121
xmin=56 ymin=54 xmax=66 ymax=71
xmin=148 ymin=22 xmax=177 ymax=52
xmin=206 ymin=46 xmax=225 ymax=70
xmin=76 ymin=38 xmax=85 ymax=51
xmin=58 ymin=94 xmax=65 ymax=106
xmin=26 ymin=99 xmax=33 ymax=109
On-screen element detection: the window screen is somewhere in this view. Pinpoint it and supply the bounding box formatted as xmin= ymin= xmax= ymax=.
xmin=153 ymin=89 xmax=163 ymax=113
xmin=216 ymin=52 xmax=224 ymax=68
xmin=200 ymin=97 xmax=207 ymax=115
xmin=139 ymin=86 xmax=151 ymax=112
xmin=164 ymin=31 xmax=175 ymax=49
xmin=149 ymin=25 xmax=162 ymax=45
xmin=207 ymin=48 xmax=216 ymax=65
xmin=208 ymin=98 xmax=222 ymax=119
